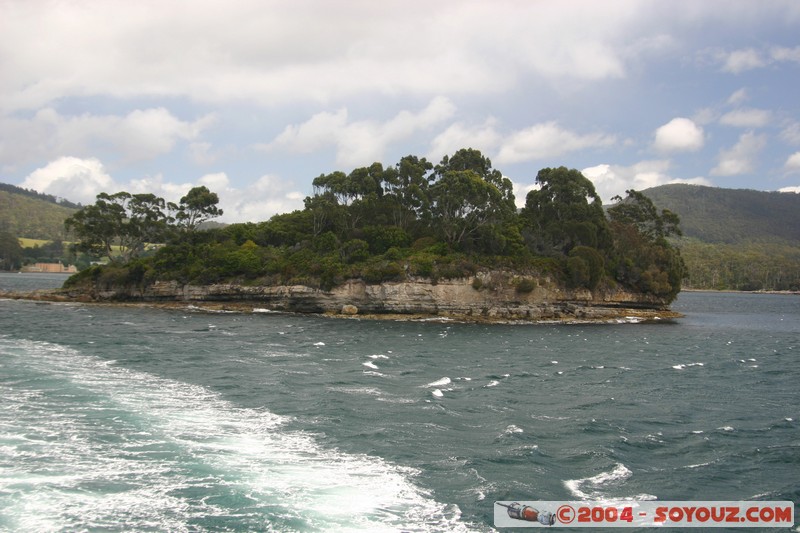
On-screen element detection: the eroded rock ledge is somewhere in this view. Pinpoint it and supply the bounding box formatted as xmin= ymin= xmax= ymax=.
xmin=27 ymin=271 xmax=681 ymax=323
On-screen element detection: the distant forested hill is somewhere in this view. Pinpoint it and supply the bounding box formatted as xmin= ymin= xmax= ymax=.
xmin=0 ymin=183 xmax=78 ymax=240
xmin=641 ymin=184 xmax=800 ymax=245
xmin=641 ymin=184 xmax=800 ymax=290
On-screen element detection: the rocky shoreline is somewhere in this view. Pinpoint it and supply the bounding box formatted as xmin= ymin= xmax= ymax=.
xmin=1 ymin=271 xmax=683 ymax=324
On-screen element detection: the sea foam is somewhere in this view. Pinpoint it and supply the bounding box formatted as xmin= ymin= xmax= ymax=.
xmin=0 ymin=337 xmax=469 ymax=532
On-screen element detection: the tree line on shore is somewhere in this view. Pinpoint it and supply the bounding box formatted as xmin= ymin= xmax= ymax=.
xmin=61 ymin=148 xmax=685 ymax=302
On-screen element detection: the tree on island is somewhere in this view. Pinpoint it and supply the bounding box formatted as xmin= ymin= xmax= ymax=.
xmin=174 ymin=186 xmax=224 ymax=232
xmin=522 ymin=166 xmax=611 ymax=255
xmin=65 ymin=186 xmax=222 ymax=263
xmin=607 ymin=190 xmax=685 ymax=300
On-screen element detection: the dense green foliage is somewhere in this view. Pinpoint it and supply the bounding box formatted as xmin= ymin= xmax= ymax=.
xmin=0 ymin=230 xmax=24 ymax=270
xmin=64 ymin=187 xmax=223 ymax=264
xmin=0 ymin=190 xmax=77 ymax=240
xmin=679 ymin=239 xmax=800 ymax=291
xmin=63 ymin=149 xmax=685 ymax=303
xmin=643 ymin=184 xmax=800 ymax=245
xmin=642 ymin=184 xmax=800 ymax=291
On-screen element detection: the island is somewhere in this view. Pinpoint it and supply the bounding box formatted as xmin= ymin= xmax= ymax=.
xmin=17 ymin=149 xmax=686 ymax=323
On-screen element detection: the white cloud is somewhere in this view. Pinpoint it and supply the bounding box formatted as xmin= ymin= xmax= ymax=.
xmin=126 ymin=174 xmax=196 ymax=204
xmin=711 ymin=132 xmax=767 ymax=176
xmin=719 ymin=108 xmax=772 ymax=128
xmin=199 ymin=173 xmax=231 ymax=192
xmin=582 ymin=159 xmax=711 ymax=204
xmin=714 ymin=45 xmax=800 ymax=74
xmin=784 ymin=152 xmax=800 ymax=172
xmin=511 ymin=179 xmax=539 ymax=209
xmin=582 ymin=160 xmax=712 ymax=203
xmin=721 ymin=48 xmax=765 ymax=73
xmin=652 ymin=118 xmax=705 ymax=153
xmin=21 ymin=157 xmax=117 ymax=205
xmin=127 ymin=171 xmax=305 ymax=223
xmin=20 ymin=157 xmax=304 ymax=224
xmin=0 ymin=107 xmax=211 ymax=167
xmin=267 ymin=109 xmax=348 ymax=155
xmin=218 ymin=174 xmax=305 ymax=223
xmin=727 ymin=88 xmax=749 ymax=106
xmin=12 ymin=1 xmax=775 ymax=114
xmin=427 ymin=119 xmax=503 ymax=164
xmin=0 ymin=2 xmax=653 ymax=112
xmin=692 ymin=108 xmax=717 ymax=126
xmin=780 ymin=122 xmax=800 ymax=145
xmin=778 ymin=186 xmax=800 ymax=193
xmin=265 ymin=97 xmax=456 ymax=167
xmin=188 ymin=142 xmax=218 ymax=166
xmin=495 ymin=122 xmax=616 ymax=164
xmin=770 ymin=45 xmax=800 ymax=63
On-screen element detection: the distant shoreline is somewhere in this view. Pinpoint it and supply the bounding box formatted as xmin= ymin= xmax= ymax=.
xmin=680 ymin=288 xmax=800 ymax=295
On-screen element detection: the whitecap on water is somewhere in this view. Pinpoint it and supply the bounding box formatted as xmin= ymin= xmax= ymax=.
xmin=426 ymin=377 xmax=451 ymax=388
xmin=0 ymin=337 xmax=469 ymax=532
xmin=672 ymin=362 xmax=704 ymax=370
xmin=362 ymin=361 xmax=379 ymax=370
xmin=329 ymin=386 xmax=382 ymax=396
xmin=431 ymin=389 xmax=444 ymax=398
xmin=564 ymin=463 xmax=656 ymax=502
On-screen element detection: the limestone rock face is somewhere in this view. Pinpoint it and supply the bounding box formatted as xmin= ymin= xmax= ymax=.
xmin=341 ymin=304 xmax=359 ymax=315
xmin=66 ymin=271 xmax=671 ymax=321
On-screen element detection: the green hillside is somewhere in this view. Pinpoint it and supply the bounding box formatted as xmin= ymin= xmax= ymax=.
xmin=641 ymin=184 xmax=800 ymax=291
xmin=641 ymin=184 xmax=800 ymax=245
xmin=0 ymin=184 xmax=78 ymax=240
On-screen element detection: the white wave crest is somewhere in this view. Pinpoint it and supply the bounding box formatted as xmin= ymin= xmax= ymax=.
xmin=564 ymin=463 xmax=655 ymax=502
xmin=426 ymin=377 xmax=451 ymax=387
xmin=0 ymin=337 xmax=469 ymax=532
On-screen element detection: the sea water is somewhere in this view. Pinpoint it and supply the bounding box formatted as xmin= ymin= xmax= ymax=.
xmin=1 ymin=273 xmax=798 ymax=531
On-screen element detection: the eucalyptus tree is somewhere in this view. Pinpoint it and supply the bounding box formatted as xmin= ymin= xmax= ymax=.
xmin=65 ymin=192 xmax=172 ymax=263
xmin=427 ymin=149 xmax=517 ymax=250
xmin=174 ymin=186 xmax=223 ymax=232
xmin=382 ymin=155 xmax=434 ymax=231
xmin=522 ymin=167 xmax=610 ymax=255
xmin=608 ymin=189 xmax=682 ymax=243
xmin=607 ymin=189 xmax=685 ymax=301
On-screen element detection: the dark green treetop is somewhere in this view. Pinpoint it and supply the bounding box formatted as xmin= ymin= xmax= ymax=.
xmin=175 ymin=186 xmax=223 ymax=231
xmin=522 ymin=166 xmax=610 ymax=255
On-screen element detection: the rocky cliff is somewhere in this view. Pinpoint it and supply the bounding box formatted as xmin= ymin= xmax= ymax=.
xmin=56 ymin=271 xmax=678 ymax=322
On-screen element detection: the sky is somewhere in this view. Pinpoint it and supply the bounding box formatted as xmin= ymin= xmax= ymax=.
xmin=2 ymin=0 xmax=800 ymax=223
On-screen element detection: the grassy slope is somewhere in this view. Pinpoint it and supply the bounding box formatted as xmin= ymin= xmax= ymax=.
xmin=0 ymin=189 xmax=77 ymax=240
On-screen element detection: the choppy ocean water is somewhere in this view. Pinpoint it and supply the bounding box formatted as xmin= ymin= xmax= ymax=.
xmin=1 ymin=273 xmax=798 ymax=531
